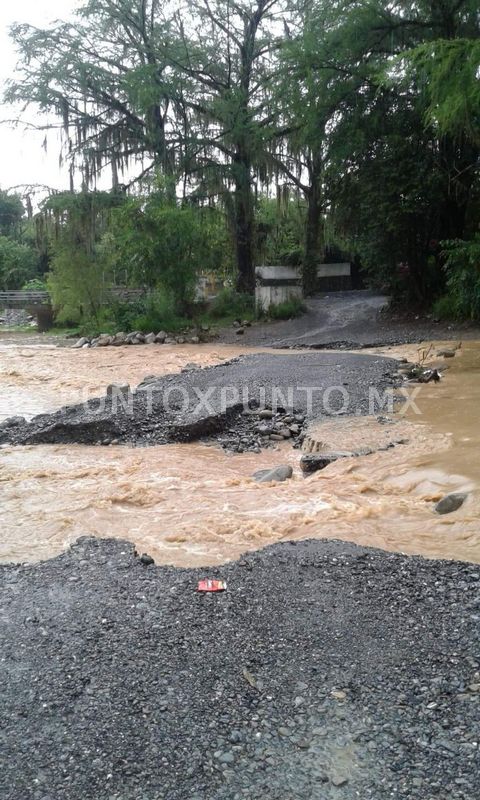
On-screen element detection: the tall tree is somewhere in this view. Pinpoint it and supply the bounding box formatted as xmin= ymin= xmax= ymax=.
xmin=6 ymin=0 xmax=178 ymax=188
xmin=171 ymin=0 xmax=288 ymax=292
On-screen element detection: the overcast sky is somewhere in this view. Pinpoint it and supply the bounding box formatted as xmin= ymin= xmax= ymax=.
xmin=0 ymin=0 xmax=77 ymax=196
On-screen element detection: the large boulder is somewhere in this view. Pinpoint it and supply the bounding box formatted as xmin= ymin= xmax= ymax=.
xmin=435 ymin=493 xmax=468 ymax=515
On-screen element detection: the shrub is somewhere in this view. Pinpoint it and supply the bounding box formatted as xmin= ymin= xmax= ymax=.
xmin=432 ymin=294 xmax=457 ymax=320
xmin=129 ymin=290 xmax=189 ymax=333
xmin=22 ymin=278 xmax=48 ymax=291
xmin=208 ymin=288 xmax=255 ymax=321
xmin=438 ymin=235 xmax=480 ymax=320
xmin=267 ymin=297 xmax=306 ymax=320
xmin=0 ymin=236 xmax=38 ymax=289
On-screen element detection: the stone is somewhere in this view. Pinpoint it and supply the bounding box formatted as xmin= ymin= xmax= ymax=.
xmin=258 ymin=409 xmax=274 ymax=419
xmin=97 ymin=335 xmax=113 ymax=347
xmin=2 ymin=416 xmax=26 ymax=428
xmin=331 ymin=776 xmax=349 ymax=787
xmin=111 ymin=332 xmax=126 ymax=346
xmin=106 ymin=384 xmax=130 ymax=399
xmin=176 ymin=337 xmax=186 ymax=344
xmin=144 ymin=332 xmax=156 ymax=344
xmin=253 ymin=465 xmax=293 ymax=484
xmin=190 ymin=336 xmax=200 ymax=344
xmin=437 ymin=350 xmax=456 ymax=358
xmin=300 ymin=454 xmax=339 ymax=474
xmin=155 ymin=331 xmax=167 ymax=343
xmin=235 ymin=327 xmax=245 ymax=335
xmin=165 ymin=337 xmax=176 ymax=344
xmin=269 ymin=434 xmax=284 ymax=442
xmin=218 ymin=751 xmax=235 ymax=764
xmin=72 ymin=337 xmax=89 ymax=349
xmin=435 ymin=493 xmax=468 ymax=515
xmin=140 ymin=554 xmax=155 ymax=566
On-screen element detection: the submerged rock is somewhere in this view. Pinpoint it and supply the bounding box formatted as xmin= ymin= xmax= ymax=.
xmin=435 ymin=493 xmax=468 ymax=515
xmin=253 ymin=465 xmax=293 ymax=483
xmin=437 ymin=350 xmax=456 ymax=358
xmin=300 ymin=454 xmax=340 ymax=474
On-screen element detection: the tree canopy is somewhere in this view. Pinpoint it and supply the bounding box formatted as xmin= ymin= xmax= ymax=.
xmin=4 ymin=0 xmax=479 ymax=305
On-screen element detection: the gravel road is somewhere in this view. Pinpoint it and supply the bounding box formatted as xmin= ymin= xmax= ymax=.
xmin=219 ymin=290 xmax=480 ymax=348
xmin=1 ymin=537 xmax=478 ymax=800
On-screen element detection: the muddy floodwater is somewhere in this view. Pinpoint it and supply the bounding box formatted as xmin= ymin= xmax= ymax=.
xmin=1 ymin=333 xmax=479 ymax=565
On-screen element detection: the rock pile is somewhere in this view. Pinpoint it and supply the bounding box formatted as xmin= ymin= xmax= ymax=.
xmin=72 ymin=330 xmax=207 ymax=348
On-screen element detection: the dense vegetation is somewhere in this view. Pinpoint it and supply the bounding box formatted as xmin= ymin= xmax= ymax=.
xmin=2 ymin=0 xmax=479 ymax=325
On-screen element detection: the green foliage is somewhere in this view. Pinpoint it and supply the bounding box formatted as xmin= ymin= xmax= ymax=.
xmin=208 ymin=289 xmax=255 ymax=321
xmin=435 ymin=236 xmax=480 ymax=320
xmin=47 ymin=246 xmax=107 ymax=325
xmin=42 ymin=191 xmax=125 ymax=324
xmin=109 ymin=194 xmax=229 ymax=309
xmin=256 ymin=197 xmax=305 ymax=267
xmin=0 ymin=191 xmax=25 ymax=238
xmin=0 ymin=236 xmax=38 ymax=289
xmin=267 ymin=297 xmax=306 ymax=320
xmin=398 ymin=39 xmax=480 ymax=144
xmin=22 ymin=277 xmax=48 ymax=291
xmin=116 ymin=290 xmax=189 ymax=333
xmin=431 ymin=294 xmax=458 ymax=321
xmin=6 ymin=0 xmax=480 ymax=307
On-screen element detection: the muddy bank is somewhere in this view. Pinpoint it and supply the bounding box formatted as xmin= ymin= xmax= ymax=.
xmin=0 ymin=351 xmax=398 ymax=449
xmin=1 ymin=537 xmax=478 ymax=800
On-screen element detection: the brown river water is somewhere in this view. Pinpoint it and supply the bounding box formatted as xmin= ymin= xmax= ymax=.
xmin=1 ymin=333 xmax=479 ymax=566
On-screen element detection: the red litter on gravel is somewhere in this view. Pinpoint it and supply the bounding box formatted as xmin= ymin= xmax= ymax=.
xmin=197 ymin=579 xmax=227 ymax=593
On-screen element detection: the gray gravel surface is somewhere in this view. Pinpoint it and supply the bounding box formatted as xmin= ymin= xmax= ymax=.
xmin=219 ymin=291 xmax=480 ymax=348
xmin=1 ymin=537 xmax=479 ymax=800
xmin=0 ymin=351 xmax=398 ymax=447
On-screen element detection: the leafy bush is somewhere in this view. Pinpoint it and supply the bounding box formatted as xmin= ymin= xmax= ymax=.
xmin=22 ymin=277 xmax=48 ymax=291
xmin=208 ymin=288 xmax=255 ymax=321
xmin=129 ymin=291 xmax=189 ymax=333
xmin=0 ymin=236 xmax=38 ymax=289
xmin=110 ymin=195 xmax=230 ymax=310
xmin=438 ymin=236 xmax=480 ymax=320
xmin=267 ymin=297 xmax=306 ymax=320
xmin=48 ymin=246 xmax=108 ymax=325
xmin=432 ymin=294 xmax=457 ymax=320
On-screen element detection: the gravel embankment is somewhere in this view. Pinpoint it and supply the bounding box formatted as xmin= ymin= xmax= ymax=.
xmin=1 ymin=537 xmax=478 ymax=800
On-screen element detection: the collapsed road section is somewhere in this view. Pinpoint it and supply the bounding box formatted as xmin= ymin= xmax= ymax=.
xmin=0 ymin=352 xmax=398 ymax=449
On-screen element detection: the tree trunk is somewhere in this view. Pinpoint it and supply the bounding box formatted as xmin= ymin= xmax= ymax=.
xmin=233 ymin=152 xmax=255 ymax=294
xmin=303 ymin=159 xmax=323 ymax=296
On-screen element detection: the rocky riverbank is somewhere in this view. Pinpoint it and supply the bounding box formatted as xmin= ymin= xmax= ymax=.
xmin=1 ymin=537 xmax=478 ymax=800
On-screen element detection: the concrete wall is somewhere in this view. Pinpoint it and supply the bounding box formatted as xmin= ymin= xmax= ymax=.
xmin=317 ymin=263 xmax=352 ymax=291
xmin=255 ymin=266 xmax=303 ymax=312
xmin=255 ymin=283 xmax=303 ymax=312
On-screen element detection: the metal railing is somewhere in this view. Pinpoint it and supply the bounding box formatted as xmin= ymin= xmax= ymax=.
xmin=0 ymin=288 xmax=145 ymax=309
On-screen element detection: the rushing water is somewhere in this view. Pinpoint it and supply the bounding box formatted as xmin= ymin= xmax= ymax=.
xmin=1 ymin=333 xmax=479 ymax=565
